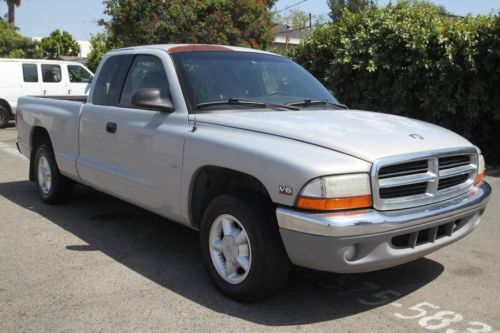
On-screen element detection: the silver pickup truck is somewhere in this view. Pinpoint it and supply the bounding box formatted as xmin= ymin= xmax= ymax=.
xmin=16 ymin=44 xmax=491 ymax=301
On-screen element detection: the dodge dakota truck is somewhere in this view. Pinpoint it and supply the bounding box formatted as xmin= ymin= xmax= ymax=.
xmin=16 ymin=44 xmax=491 ymax=302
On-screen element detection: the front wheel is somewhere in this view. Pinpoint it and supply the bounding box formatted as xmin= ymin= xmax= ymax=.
xmin=200 ymin=193 xmax=290 ymax=302
xmin=34 ymin=144 xmax=73 ymax=204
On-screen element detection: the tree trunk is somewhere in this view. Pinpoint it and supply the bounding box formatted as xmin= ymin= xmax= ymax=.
xmin=8 ymin=2 xmax=15 ymax=26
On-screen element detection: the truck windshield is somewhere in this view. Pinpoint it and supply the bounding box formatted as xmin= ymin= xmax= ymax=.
xmin=171 ymin=51 xmax=338 ymax=112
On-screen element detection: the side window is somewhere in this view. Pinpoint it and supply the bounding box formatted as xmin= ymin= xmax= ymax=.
xmin=68 ymin=65 xmax=92 ymax=83
xmin=22 ymin=64 xmax=38 ymax=82
xmin=93 ymin=55 xmax=132 ymax=106
xmin=41 ymin=64 xmax=62 ymax=83
xmin=119 ymin=55 xmax=170 ymax=108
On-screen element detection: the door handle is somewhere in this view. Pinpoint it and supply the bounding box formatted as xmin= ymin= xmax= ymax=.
xmin=106 ymin=122 xmax=117 ymax=134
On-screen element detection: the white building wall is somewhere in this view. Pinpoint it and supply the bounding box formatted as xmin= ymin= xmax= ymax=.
xmin=77 ymin=41 xmax=91 ymax=58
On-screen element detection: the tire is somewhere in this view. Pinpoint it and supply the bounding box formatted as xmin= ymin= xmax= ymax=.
xmin=0 ymin=106 xmax=9 ymax=129
xmin=200 ymin=193 xmax=290 ymax=302
xmin=34 ymin=144 xmax=73 ymax=204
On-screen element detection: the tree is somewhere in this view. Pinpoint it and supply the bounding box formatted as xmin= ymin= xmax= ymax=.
xmin=4 ymin=0 xmax=20 ymax=26
xmin=0 ymin=18 xmax=39 ymax=58
xmin=85 ymin=32 xmax=110 ymax=72
xmin=38 ymin=29 xmax=80 ymax=59
xmin=393 ymin=0 xmax=448 ymax=15
xmin=274 ymin=9 xmax=309 ymax=29
xmin=327 ymin=0 xmax=376 ymax=22
xmin=100 ymin=0 xmax=277 ymax=50
xmin=273 ymin=9 xmax=327 ymax=29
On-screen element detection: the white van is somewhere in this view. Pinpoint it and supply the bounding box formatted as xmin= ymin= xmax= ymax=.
xmin=0 ymin=59 xmax=93 ymax=128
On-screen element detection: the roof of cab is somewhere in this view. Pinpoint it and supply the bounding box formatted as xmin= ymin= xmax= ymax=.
xmin=111 ymin=44 xmax=278 ymax=56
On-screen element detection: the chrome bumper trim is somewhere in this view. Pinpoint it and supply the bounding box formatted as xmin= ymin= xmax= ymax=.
xmin=276 ymin=182 xmax=491 ymax=238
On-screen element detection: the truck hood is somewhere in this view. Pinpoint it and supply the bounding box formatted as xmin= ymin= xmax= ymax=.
xmin=194 ymin=110 xmax=475 ymax=162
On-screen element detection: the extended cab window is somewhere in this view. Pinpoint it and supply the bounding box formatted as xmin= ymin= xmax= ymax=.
xmin=68 ymin=65 xmax=92 ymax=83
xmin=119 ymin=55 xmax=170 ymax=108
xmin=93 ymin=55 xmax=132 ymax=106
xmin=22 ymin=64 xmax=38 ymax=82
xmin=41 ymin=64 xmax=62 ymax=83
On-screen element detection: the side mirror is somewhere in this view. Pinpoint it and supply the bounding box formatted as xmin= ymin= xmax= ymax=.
xmin=131 ymin=88 xmax=174 ymax=112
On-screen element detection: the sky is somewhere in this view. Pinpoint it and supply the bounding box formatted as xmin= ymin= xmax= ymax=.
xmin=0 ymin=0 xmax=499 ymax=41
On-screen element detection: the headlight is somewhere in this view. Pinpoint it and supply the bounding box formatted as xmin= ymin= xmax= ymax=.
xmin=296 ymin=174 xmax=372 ymax=211
xmin=475 ymin=154 xmax=485 ymax=185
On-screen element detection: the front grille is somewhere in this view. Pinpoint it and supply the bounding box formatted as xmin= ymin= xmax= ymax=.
xmin=439 ymin=155 xmax=470 ymax=169
xmin=372 ymin=149 xmax=478 ymax=210
xmin=380 ymin=182 xmax=427 ymax=199
xmin=391 ymin=219 xmax=465 ymax=249
xmin=437 ymin=173 xmax=470 ymax=190
xmin=379 ymin=160 xmax=429 ymax=179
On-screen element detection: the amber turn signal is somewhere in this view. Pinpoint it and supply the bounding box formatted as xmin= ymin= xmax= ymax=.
xmin=474 ymin=172 xmax=484 ymax=185
xmin=296 ymin=195 xmax=373 ymax=211
xmin=475 ymin=154 xmax=485 ymax=185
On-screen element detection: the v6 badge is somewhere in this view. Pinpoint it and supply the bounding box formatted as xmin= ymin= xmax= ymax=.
xmin=279 ymin=185 xmax=293 ymax=196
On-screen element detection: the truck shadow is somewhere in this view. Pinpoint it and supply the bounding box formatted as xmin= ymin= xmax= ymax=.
xmin=0 ymin=181 xmax=444 ymax=326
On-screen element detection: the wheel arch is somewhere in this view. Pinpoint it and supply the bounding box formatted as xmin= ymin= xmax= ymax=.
xmin=189 ymin=165 xmax=273 ymax=229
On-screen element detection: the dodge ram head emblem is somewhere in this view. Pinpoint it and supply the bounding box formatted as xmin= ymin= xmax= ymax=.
xmin=409 ymin=133 xmax=424 ymax=140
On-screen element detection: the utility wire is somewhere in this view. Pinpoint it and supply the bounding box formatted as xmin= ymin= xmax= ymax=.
xmin=274 ymin=0 xmax=308 ymax=14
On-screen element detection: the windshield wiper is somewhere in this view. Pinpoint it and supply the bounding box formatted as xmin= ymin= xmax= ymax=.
xmin=196 ymin=98 xmax=299 ymax=111
xmin=286 ymin=99 xmax=348 ymax=109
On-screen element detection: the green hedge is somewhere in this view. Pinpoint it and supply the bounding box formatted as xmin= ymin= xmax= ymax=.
xmin=292 ymin=4 xmax=500 ymax=165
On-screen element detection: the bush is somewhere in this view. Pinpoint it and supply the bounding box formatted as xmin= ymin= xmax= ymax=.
xmin=292 ymin=3 xmax=500 ymax=165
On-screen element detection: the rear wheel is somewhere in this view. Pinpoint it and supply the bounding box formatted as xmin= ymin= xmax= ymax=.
xmin=200 ymin=193 xmax=290 ymax=302
xmin=0 ymin=106 xmax=10 ymax=128
xmin=34 ymin=144 xmax=73 ymax=204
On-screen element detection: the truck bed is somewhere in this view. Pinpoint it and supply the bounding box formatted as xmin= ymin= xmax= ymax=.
xmin=16 ymin=95 xmax=86 ymax=181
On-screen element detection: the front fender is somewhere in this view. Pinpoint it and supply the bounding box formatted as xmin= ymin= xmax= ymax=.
xmin=180 ymin=123 xmax=371 ymax=218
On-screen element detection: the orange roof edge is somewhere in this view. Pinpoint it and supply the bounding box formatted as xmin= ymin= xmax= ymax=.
xmin=168 ymin=44 xmax=233 ymax=54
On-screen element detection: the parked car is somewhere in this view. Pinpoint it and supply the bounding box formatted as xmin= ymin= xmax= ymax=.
xmin=0 ymin=58 xmax=93 ymax=128
xmin=16 ymin=44 xmax=491 ymax=301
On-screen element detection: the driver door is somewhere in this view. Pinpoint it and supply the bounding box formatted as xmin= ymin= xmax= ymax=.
xmin=78 ymin=53 xmax=189 ymax=219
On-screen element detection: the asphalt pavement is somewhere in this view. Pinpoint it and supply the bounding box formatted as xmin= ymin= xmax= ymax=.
xmin=0 ymin=123 xmax=498 ymax=332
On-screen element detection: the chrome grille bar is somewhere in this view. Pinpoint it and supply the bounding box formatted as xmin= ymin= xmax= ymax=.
xmin=371 ymin=148 xmax=478 ymax=210
xmin=439 ymin=164 xmax=476 ymax=178
xmin=379 ymin=172 xmax=436 ymax=188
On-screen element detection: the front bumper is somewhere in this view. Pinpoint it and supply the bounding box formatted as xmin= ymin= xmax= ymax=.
xmin=276 ymin=182 xmax=491 ymax=273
